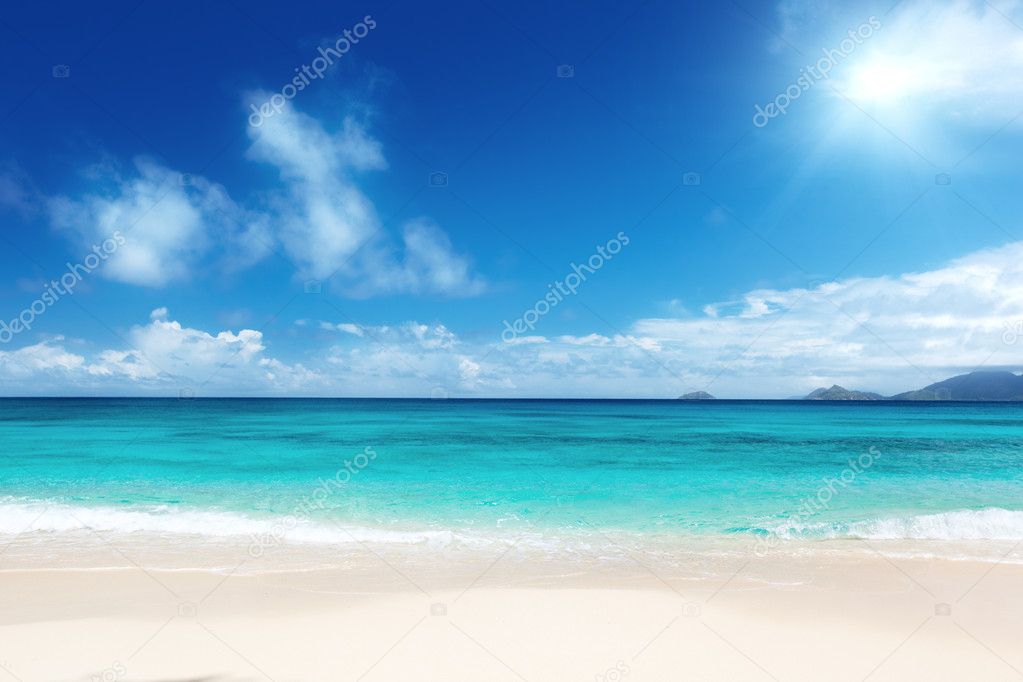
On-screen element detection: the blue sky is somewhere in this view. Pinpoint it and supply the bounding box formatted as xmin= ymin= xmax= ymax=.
xmin=1 ymin=0 xmax=1022 ymax=397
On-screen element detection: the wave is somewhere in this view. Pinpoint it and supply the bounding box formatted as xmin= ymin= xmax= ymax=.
xmin=760 ymin=508 xmax=1023 ymax=541
xmin=0 ymin=498 xmax=476 ymax=549
xmin=5 ymin=499 xmax=1023 ymax=549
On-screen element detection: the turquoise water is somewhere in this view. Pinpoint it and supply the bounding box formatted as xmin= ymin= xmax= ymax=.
xmin=1 ymin=398 xmax=1022 ymax=546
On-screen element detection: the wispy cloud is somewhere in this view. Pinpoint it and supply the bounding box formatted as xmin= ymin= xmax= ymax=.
xmin=245 ymin=96 xmax=485 ymax=296
xmin=33 ymin=96 xmax=483 ymax=297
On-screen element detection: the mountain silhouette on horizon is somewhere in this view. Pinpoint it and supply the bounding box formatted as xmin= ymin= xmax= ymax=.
xmin=803 ymin=371 xmax=1023 ymax=401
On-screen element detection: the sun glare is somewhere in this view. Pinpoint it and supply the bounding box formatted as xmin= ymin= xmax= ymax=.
xmin=845 ymin=60 xmax=916 ymax=103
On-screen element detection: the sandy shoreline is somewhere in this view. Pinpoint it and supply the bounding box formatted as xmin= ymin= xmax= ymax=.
xmin=1 ymin=537 xmax=1021 ymax=681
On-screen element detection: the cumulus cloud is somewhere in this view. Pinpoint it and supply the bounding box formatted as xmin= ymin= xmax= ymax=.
xmin=0 ymin=312 xmax=318 ymax=395
xmin=47 ymin=158 xmax=269 ymax=287
xmin=629 ymin=239 xmax=1023 ymax=394
xmin=0 ymin=339 xmax=85 ymax=378
xmin=121 ymin=313 xmax=265 ymax=372
xmin=48 ymin=159 xmax=207 ymax=286
xmin=312 ymin=319 xmax=498 ymax=393
xmin=318 ymin=240 xmax=1023 ymax=397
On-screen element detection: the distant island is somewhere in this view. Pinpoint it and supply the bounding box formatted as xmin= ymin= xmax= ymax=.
xmin=803 ymin=370 xmax=1023 ymax=401
xmin=678 ymin=391 xmax=716 ymax=400
xmin=804 ymin=386 xmax=883 ymax=400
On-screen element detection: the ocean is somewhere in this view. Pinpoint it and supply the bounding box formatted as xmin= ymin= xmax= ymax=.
xmin=2 ymin=398 xmax=1022 ymax=564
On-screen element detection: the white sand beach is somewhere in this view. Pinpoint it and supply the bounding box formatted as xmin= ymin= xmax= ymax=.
xmin=1 ymin=537 xmax=1020 ymax=681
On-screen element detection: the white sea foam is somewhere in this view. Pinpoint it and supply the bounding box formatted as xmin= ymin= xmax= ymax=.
xmin=0 ymin=498 xmax=472 ymax=548
xmin=5 ymin=499 xmax=1023 ymax=551
xmin=0 ymin=498 xmax=651 ymax=561
xmin=764 ymin=508 xmax=1023 ymax=541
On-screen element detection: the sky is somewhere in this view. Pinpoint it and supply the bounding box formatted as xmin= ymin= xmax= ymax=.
xmin=0 ymin=0 xmax=1021 ymax=398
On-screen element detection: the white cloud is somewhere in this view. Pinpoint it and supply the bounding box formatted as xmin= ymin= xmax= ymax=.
xmin=322 ymin=320 xmax=458 ymax=349
xmin=37 ymin=97 xmax=482 ymax=297
xmin=405 ymin=322 xmax=457 ymax=349
xmin=245 ymin=96 xmax=485 ymax=296
xmin=458 ymin=357 xmax=482 ymax=385
xmin=128 ymin=317 xmax=264 ymax=368
xmin=48 ymin=158 xmax=208 ymax=286
xmin=3 ymin=240 xmax=1023 ymax=397
xmin=799 ymin=0 xmax=1023 ymax=122
xmin=317 ymin=240 xmax=1023 ymax=397
xmin=502 ymin=335 xmax=548 ymax=345
xmin=87 ymin=349 xmax=160 ymax=381
xmin=0 ymin=314 xmax=318 ymax=395
xmin=740 ymin=296 xmax=772 ymax=318
xmin=394 ymin=220 xmax=486 ymax=296
xmin=322 ymin=322 xmax=364 ymax=336
xmin=556 ymin=333 xmax=611 ymax=346
xmin=47 ymin=158 xmax=268 ymax=287
xmin=0 ymin=340 xmax=84 ymax=378
xmin=245 ymin=106 xmax=382 ymax=282
xmin=629 ymin=239 xmax=1023 ymax=394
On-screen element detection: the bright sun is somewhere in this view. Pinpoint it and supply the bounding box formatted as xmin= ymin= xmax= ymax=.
xmin=845 ymin=60 xmax=916 ymax=103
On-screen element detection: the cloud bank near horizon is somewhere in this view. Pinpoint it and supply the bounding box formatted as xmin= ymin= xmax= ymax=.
xmin=2 ymin=238 xmax=1021 ymax=398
